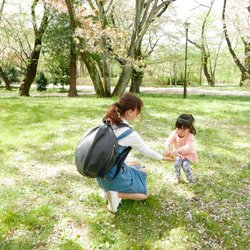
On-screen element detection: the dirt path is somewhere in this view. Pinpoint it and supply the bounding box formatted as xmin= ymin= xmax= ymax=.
xmin=139 ymin=86 xmax=250 ymax=96
xmin=2 ymin=85 xmax=250 ymax=97
xmin=68 ymin=85 xmax=250 ymax=97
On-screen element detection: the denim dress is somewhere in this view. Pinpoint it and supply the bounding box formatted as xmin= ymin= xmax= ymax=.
xmin=96 ymin=129 xmax=148 ymax=195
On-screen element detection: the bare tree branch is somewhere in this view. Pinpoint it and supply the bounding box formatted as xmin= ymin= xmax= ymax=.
xmin=0 ymin=0 xmax=6 ymax=22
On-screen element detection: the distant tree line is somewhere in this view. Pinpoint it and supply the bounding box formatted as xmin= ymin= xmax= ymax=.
xmin=0 ymin=0 xmax=249 ymax=97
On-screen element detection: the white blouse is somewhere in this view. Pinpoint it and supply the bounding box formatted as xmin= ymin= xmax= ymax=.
xmin=113 ymin=119 xmax=163 ymax=161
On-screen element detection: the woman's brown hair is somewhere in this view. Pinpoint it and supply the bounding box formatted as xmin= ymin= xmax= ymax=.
xmin=103 ymin=93 xmax=143 ymax=125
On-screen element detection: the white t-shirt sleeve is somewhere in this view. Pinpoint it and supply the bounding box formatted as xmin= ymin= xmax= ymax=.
xmin=116 ymin=128 xmax=163 ymax=160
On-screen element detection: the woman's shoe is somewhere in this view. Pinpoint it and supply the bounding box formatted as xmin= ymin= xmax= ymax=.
xmin=107 ymin=191 xmax=121 ymax=213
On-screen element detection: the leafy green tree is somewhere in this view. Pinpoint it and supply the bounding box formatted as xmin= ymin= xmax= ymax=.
xmin=7 ymin=66 xmax=20 ymax=83
xmin=42 ymin=12 xmax=77 ymax=96
xmin=51 ymin=65 xmax=70 ymax=86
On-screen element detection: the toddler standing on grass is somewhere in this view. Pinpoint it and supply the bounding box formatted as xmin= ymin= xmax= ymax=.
xmin=164 ymin=114 xmax=198 ymax=185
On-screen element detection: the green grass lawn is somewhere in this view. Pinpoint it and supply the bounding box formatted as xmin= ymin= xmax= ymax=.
xmin=0 ymin=88 xmax=249 ymax=249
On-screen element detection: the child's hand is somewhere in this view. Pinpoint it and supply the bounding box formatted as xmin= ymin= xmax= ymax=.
xmin=170 ymin=149 xmax=178 ymax=157
xmin=164 ymin=148 xmax=170 ymax=157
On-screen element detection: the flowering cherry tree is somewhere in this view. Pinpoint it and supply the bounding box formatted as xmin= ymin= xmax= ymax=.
xmin=45 ymin=0 xmax=176 ymax=97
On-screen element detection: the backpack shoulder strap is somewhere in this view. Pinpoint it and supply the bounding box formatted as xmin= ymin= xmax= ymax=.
xmin=109 ymin=123 xmax=133 ymax=180
xmin=111 ymin=123 xmax=133 ymax=141
xmin=117 ymin=128 xmax=133 ymax=141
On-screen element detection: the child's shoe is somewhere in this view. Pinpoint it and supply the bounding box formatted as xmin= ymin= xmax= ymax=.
xmin=189 ymin=179 xmax=197 ymax=186
xmin=177 ymin=177 xmax=181 ymax=184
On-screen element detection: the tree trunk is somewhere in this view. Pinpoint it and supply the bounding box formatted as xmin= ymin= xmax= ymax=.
xmin=113 ymin=0 xmax=176 ymax=96
xmin=19 ymin=39 xmax=41 ymax=96
xmin=174 ymin=62 xmax=177 ymax=87
xmin=102 ymin=51 xmax=111 ymax=96
xmin=80 ymin=51 xmax=105 ymax=97
xmin=246 ymin=2 xmax=250 ymax=82
xmin=68 ymin=41 xmax=78 ymax=97
xmin=99 ymin=1 xmax=111 ymax=97
xmin=112 ymin=65 xmax=133 ymax=97
xmin=19 ymin=1 xmax=49 ymax=96
xmin=129 ymin=42 xmax=143 ymax=93
xmin=130 ymin=69 xmax=143 ymax=93
xmin=245 ymin=42 xmax=250 ymax=75
xmin=188 ymin=1 xmax=221 ymax=87
xmin=242 ymin=37 xmax=250 ymax=86
xmin=0 ymin=66 xmax=11 ymax=90
xmin=1 ymin=0 xmax=14 ymax=90
xmin=222 ymin=0 xmax=249 ymax=86
xmin=112 ymin=42 xmax=134 ymax=96
xmin=169 ymin=61 xmax=172 ymax=87
xmin=201 ymin=2 xmax=215 ymax=87
xmin=202 ymin=54 xmax=214 ymax=86
xmin=199 ymin=56 xmax=203 ymax=85
xmin=19 ymin=39 xmax=43 ymax=96
xmin=66 ymin=0 xmax=105 ymax=97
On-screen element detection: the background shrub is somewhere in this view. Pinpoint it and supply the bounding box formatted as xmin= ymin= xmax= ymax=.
xmin=36 ymin=72 xmax=48 ymax=91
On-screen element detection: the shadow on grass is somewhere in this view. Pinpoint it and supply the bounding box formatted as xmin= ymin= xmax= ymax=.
xmin=85 ymin=169 xmax=249 ymax=249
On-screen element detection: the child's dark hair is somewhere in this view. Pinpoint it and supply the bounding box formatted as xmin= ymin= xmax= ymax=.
xmin=102 ymin=93 xmax=143 ymax=125
xmin=175 ymin=114 xmax=196 ymax=135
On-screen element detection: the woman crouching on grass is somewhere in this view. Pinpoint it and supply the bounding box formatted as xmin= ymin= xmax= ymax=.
xmin=96 ymin=93 xmax=175 ymax=213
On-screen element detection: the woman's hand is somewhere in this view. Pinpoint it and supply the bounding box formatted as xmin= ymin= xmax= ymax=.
xmin=162 ymin=156 xmax=176 ymax=162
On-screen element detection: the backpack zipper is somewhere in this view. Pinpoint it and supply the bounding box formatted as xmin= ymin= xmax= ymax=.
xmin=104 ymin=144 xmax=116 ymax=169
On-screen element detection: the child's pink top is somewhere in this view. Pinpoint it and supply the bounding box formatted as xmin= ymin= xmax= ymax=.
xmin=164 ymin=130 xmax=198 ymax=163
